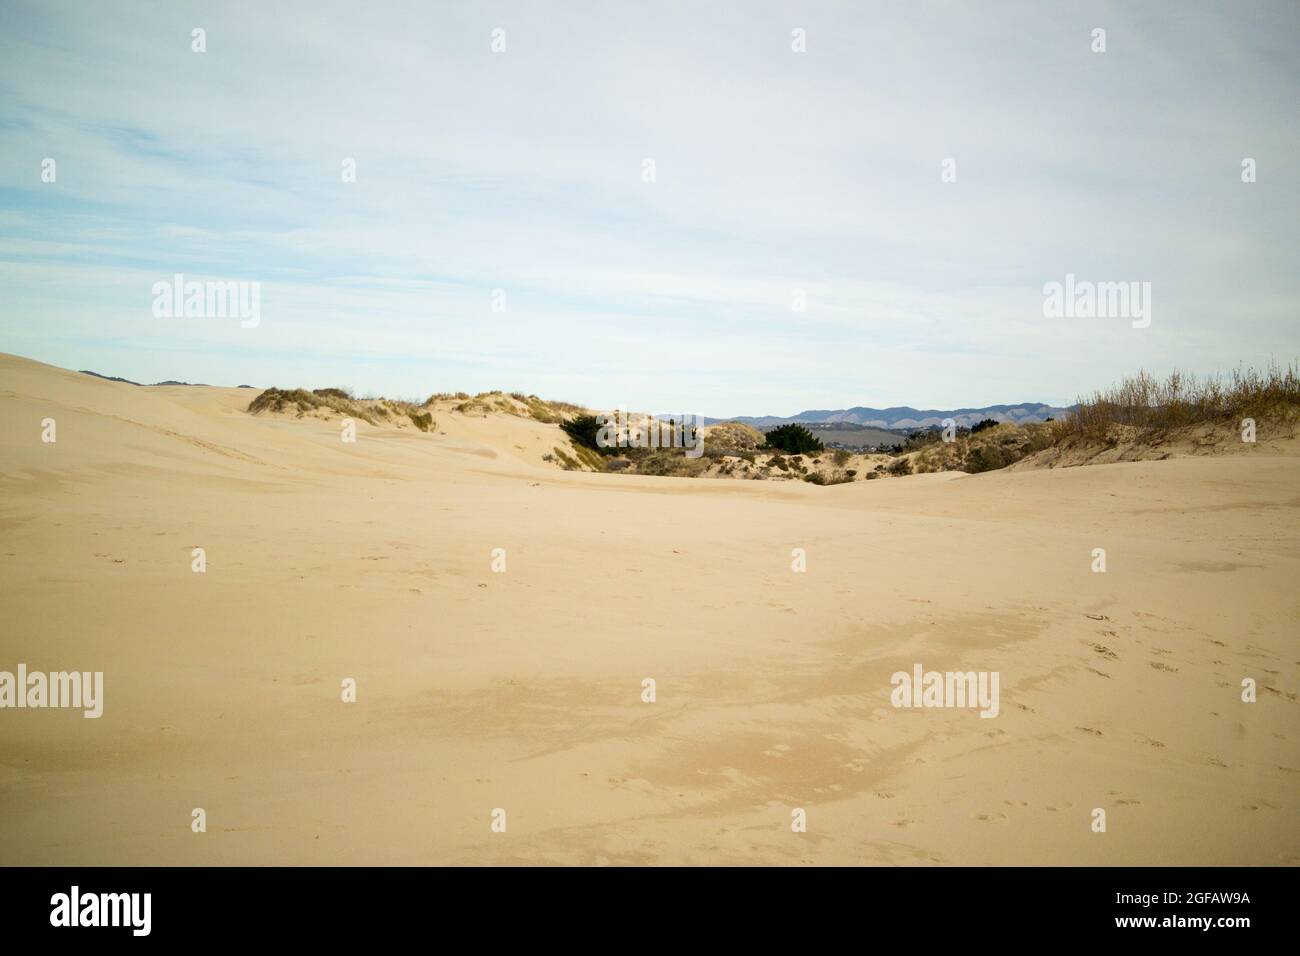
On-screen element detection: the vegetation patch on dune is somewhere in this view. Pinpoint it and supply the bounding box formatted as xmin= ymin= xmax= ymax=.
xmin=248 ymin=387 xmax=380 ymax=425
xmin=248 ymin=387 xmax=435 ymax=432
xmin=248 ymin=365 xmax=1297 ymax=480
xmin=909 ymin=421 xmax=1058 ymax=474
xmin=763 ymin=423 xmax=824 ymax=455
xmin=703 ymin=421 xmax=766 ymax=455
xmin=902 ymin=364 xmax=1300 ymax=474
xmin=1061 ymin=364 xmax=1299 ymax=442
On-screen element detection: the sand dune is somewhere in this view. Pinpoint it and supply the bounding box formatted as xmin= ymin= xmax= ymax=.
xmin=0 ymin=352 xmax=1296 ymax=865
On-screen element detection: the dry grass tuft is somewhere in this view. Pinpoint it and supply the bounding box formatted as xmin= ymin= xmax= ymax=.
xmin=1064 ymin=363 xmax=1299 ymax=442
xmin=248 ymin=387 xmax=379 ymax=425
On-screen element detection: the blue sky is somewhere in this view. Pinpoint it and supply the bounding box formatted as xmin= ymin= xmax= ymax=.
xmin=1 ymin=0 xmax=1296 ymax=416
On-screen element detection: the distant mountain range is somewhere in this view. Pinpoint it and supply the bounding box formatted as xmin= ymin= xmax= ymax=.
xmin=713 ymin=403 xmax=1071 ymax=430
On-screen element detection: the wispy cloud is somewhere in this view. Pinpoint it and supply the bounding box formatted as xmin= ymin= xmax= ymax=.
xmin=1 ymin=0 xmax=1296 ymax=415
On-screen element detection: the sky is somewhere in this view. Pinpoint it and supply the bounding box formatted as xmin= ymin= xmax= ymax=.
xmin=0 ymin=0 xmax=1296 ymax=417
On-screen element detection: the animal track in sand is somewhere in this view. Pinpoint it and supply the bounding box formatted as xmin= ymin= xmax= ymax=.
xmin=973 ymin=811 xmax=1008 ymax=823
xmin=1149 ymin=661 xmax=1178 ymax=672
xmin=1075 ymin=726 xmax=1103 ymax=736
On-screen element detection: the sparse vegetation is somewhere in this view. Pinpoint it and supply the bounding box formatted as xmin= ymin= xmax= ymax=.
xmin=1063 ymin=364 xmax=1300 ymax=442
xmin=633 ymin=450 xmax=711 ymax=478
xmin=248 ymin=387 xmax=379 ymax=424
xmin=253 ymin=364 xmax=1299 ymax=482
xmin=704 ymin=421 xmax=766 ymax=456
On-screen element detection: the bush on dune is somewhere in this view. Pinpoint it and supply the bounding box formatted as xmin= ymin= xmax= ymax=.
xmin=248 ymin=387 xmax=379 ymax=425
xmin=887 ymin=456 xmax=913 ymax=476
xmin=763 ymin=423 xmax=824 ymax=455
xmin=704 ymin=421 xmax=766 ymax=456
xmin=560 ymin=415 xmax=609 ymax=453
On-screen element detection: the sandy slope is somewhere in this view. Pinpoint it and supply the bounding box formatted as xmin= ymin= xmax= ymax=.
xmin=1 ymin=352 xmax=1296 ymax=866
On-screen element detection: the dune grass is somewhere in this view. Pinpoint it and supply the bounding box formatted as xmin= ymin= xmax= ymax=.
xmin=248 ymin=387 xmax=380 ymax=425
xmin=1064 ymin=363 xmax=1299 ymax=441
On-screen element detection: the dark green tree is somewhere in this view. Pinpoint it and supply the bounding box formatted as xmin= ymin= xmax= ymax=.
xmin=560 ymin=415 xmax=606 ymax=451
xmin=763 ymin=424 xmax=824 ymax=455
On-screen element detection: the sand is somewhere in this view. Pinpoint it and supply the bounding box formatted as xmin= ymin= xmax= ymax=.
xmin=0 ymin=352 xmax=1296 ymax=865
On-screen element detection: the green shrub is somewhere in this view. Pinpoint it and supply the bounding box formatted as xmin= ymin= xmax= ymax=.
xmin=408 ymin=411 xmax=434 ymax=432
xmin=763 ymin=424 xmax=824 ymax=455
xmin=560 ymin=415 xmax=610 ymax=453
xmin=965 ymin=443 xmax=1010 ymax=473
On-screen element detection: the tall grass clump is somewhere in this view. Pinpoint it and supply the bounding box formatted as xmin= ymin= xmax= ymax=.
xmin=1064 ymin=363 xmax=1299 ymax=441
